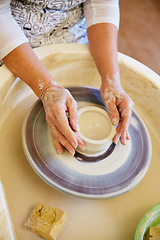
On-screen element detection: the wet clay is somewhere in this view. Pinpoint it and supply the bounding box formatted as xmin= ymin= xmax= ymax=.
xmin=79 ymin=110 xmax=111 ymax=140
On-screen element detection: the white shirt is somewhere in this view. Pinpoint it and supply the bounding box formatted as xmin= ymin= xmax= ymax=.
xmin=0 ymin=0 xmax=119 ymax=59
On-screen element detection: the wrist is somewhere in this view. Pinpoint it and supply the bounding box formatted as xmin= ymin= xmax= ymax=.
xmin=38 ymin=79 xmax=61 ymax=100
xmin=101 ymin=71 xmax=120 ymax=86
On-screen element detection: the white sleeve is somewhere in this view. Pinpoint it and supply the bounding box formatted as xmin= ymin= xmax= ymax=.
xmin=83 ymin=0 xmax=120 ymax=29
xmin=0 ymin=0 xmax=28 ymax=59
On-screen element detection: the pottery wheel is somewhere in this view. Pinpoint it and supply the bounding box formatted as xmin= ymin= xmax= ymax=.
xmin=22 ymin=87 xmax=152 ymax=199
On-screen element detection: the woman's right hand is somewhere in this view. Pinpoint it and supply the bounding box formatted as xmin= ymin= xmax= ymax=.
xmin=40 ymin=83 xmax=85 ymax=156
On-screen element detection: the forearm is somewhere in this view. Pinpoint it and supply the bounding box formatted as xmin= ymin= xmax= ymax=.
xmin=2 ymin=43 xmax=57 ymax=98
xmin=2 ymin=42 xmax=85 ymax=154
xmin=87 ymin=23 xmax=134 ymax=145
xmin=87 ymin=23 xmax=119 ymax=83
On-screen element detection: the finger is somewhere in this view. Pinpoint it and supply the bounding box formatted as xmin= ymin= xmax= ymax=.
xmin=52 ymin=107 xmax=78 ymax=149
xmin=120 ymin=117 xmax=130 ymax=145
xmin=120 ymin=107 xmax=133 ymax=143
xmin=120 ymin=134 xmax=126 ymax=145
xmin=67 ymin=98 xmax=79 ymax=131
xmin=53 ymin=138 xmax=63 ymax=154
xmin=101 ymin=89 xmax=120 ymax=125
xmin=113 ymin=112 xmax=132 ymax=145
xmin=75 ymin=134 xmax=85 ymax=150
xmin=117 ymin=98 xmax=133 ymax=143
xmin=106 ymin=101 xmax=120 ymax=125
xmin=113 ymin=123 xmax=121 ymax=144
xmin=118 ymin=112 xmax=132 ymax=145
xmin=52 ymin=126 xmax=85 ymax=154
xmin=126 ymin=131 xmax=130 ymax=140
xmin=50 ymin=125 xmax=75 ymax=156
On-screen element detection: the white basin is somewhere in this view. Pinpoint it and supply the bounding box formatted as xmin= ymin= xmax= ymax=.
xmin=0 ymin=44 xmax=160 ymax=240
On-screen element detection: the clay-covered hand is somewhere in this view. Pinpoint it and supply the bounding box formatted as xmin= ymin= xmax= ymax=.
xmin=100 ymin=74 xmax=134 ymax=145
xmin=40 ymin=83 xmax=85 ymax=155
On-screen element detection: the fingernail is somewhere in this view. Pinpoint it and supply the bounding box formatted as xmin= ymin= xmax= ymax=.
xmin=71 ymin=142 xmax=78 ymax=149
xmin=79 ymin=144 xmax=85 ymax=150
xmin=113 ymin=136 xmax=119 ymax=145
xmin=75 ymin=123 xmax=79 ymax=132
xmin=123 ymin=133 xmax=127 ymax=145
xmin=112 ymin=117 xmax=119 ymax=125
xmin=57 ymin=149 xmax=62 ymax=155
xmin=113 ymin=138 xmax=118 ymax=144
xmin=70 ymin=150 xmax=75 ymax=156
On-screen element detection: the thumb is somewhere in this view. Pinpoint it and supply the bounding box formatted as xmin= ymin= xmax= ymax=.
xmin=105 ymin=99 xmax=120 ymax=125
xmin=67 ymin=99 xmax=79 ymax=132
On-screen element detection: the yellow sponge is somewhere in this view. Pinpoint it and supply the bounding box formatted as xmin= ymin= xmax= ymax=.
xmin=24 ymin=203 xmax=66 ymax=240
xmin=146 ymin=226 xmax=160 ymax=240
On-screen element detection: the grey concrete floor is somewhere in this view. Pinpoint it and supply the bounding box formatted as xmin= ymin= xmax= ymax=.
xmin=118 ymin=0 xmax=160 ymax=75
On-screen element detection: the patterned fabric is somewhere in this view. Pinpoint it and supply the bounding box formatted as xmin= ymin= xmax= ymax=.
xmin=10 ymin=0 xmax=88 ymax=48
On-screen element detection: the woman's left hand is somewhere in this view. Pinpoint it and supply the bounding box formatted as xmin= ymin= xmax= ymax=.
xmin=100 ymin=74 xmax=134 ymax=145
